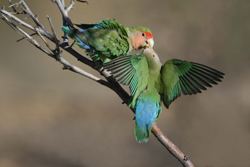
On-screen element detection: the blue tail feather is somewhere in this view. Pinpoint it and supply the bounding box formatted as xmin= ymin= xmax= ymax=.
xmin=61 ymin=26 xmax=90 ymax=49
xmin=135 ymin=98 xmax=160 ymax=143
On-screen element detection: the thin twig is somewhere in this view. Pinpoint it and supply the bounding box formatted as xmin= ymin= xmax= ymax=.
xmin=8 ymin=0 xmax=22 ymax=9
xmin=19 ymin=1 xmax=42 ymax=28
xmin=47 ymin=15 xmax=61 ymax=60
xmin=0 ymin=7 xmax=93 ymax=67
xmin=8 ymin=0 xmax=17 ymax=12
xmin=17 ymin=32 xmax=36 ymax=42
xmin=0 ymin=8 xmax=35 ymax=31
xmin=19 ymin=0 xmax=51 ymax=36
xmin=54 ymin=0 xmax=73 ymax=26
xmin=1 ymin=13 xmax=109 ymax=87
xmin=1 ymin=1 xmax=195 ymax=166
xmin=66 ymin=0 xmax=75 ymax=13
xmin=36 ymin=29 xmax=54 ymax=53
xmin=47 ymin=16 xmax=59 ymax=49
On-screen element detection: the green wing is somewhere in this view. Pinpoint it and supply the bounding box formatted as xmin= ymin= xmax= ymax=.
xmin=104 ymin=54 xmax=149 ymax=95
xmin=70 ymin=27 xmax=130 ymax=58
xmin=104 ymin=54 xmax=149 ymax=108
xmin=87 ymin=29 xmax=129 ymax=57
xmin=72 ymin=19 xmax=131 ymax=59
xmin=76 ymin=19 xmax=129 ymax=38
xmin=160 ymin=59 xmax=225 ymax=109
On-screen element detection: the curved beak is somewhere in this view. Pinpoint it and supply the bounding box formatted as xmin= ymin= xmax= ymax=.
xmin=147 ymin=38 xmax=154 ymax=48
xmin=143 ymin=38 xmax=154 ymax=49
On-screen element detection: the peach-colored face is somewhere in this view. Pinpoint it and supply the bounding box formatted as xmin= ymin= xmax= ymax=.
xmin=131 ymin=31 xmax=154 ymax=50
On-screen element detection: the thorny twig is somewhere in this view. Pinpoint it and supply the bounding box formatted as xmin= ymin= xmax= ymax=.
xmin=0 ymin=1 xmax=195 ymax=166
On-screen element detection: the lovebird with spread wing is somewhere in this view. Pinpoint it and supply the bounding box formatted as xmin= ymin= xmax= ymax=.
xmin=104 ymin=48 xmax=224 ymax=143
xmin=61 ymin=19 xmax=154 ymax=63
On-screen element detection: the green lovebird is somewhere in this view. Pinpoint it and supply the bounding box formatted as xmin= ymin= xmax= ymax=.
xmin=61 ymin=19 xmax=154 ymax=63
xmin=104 ymin=48 xmax=224 ymax=143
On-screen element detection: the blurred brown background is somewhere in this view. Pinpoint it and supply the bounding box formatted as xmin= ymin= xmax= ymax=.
xmin=0 ymin=0 xmax=250 ymax=167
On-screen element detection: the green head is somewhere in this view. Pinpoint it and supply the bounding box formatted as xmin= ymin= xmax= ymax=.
xmin=142 ymin=47 xmax=162 ymax=72
xmin=129 ymin=26 xmax=152 ymax=34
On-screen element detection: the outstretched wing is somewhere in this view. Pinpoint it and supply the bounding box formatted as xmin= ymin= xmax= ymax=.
xmin=103 ymin=54 xmax=149 ymax=96
xmin=160 ymin=59 xmax=225 ymax=108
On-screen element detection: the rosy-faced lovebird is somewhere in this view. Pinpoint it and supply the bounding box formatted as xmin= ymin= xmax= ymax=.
xmin=61 ymin=19 xmax=154 ymax=63
xmin=104 ymin=48 xmax=224 ymax=143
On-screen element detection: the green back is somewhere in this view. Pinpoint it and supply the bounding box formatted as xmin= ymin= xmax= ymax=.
xmin=76 ymin=19 xmax=129 ymax=37
xmin=160 ymin=59 xmax=225 ymax=108
xmin=73 ymin=19 xmax=132 ymax=60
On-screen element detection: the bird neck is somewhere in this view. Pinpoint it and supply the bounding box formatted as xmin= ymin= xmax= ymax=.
xmin=145 ymin=62 xmax=161 ymax=95
xmin=126 ymin=28 xmax=135 ymax=51
xmin=146 ymin=55 xmax=162 ymax=73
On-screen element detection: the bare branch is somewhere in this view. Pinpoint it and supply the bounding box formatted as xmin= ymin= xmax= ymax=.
xmin=0 ymin=8 xmax=35 ymax=31
xmin=36 ymin=29 xmax=54 ymax=53
xmin=8 ymin=0 xmax=17 ymax=12
xmin=19 ymin=0 xmax=51 ymax=35
xmin=1 ymin=13 xmax=109 ymax=87
xmin=1 ymin=1 xmax=195 ymax=167
xmin=54 ymin=0 xmax=73 ymax=26
xmin=0 ymin=7 xmax=93 ymax=67
xmin=1 ymin=14 xmax=55 ymax=59
xmin=16 ymin=32 xmax=36 ymax=42
xmin=8 ymin=0 xmax=22 ymax=9
xmin=152 ymin=125 xmax=195 ymax=167
xmin=47 ymin=15 xmax=61 ymax=60
xmin=66 ymin=0 xmax=75 ymax=13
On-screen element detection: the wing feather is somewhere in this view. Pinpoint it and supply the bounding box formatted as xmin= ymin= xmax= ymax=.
xmin=103 ymin=54 xmax=149 ymax=97
xmin=160 ymin=59 xmax=224 ymax=108
xmin=70 ymin=19 xmax=131 ymax=60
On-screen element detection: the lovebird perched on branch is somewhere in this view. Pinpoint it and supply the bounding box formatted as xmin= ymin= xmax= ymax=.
xmin=61 ymin=19 xmax=154 ymax=63
xmin=104 ymin=48 xmax=224 ymax=143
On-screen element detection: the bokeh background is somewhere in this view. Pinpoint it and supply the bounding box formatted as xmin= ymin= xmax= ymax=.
xmin=0 ymin=0 xmax=250 ymax=166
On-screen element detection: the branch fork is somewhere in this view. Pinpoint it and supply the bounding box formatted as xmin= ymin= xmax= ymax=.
xmin=0 ymin=1 xmax=195 ymax=166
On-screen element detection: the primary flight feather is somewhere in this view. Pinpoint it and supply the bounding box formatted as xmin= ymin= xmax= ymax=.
xmin=104 ymin=48 xmax=224 ymax=143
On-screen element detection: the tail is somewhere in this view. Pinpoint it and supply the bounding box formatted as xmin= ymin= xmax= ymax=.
xmin=134 ymin=99 xmax=160 ymax=143
xmin=61 ymin=26 xmax=90 ymax=49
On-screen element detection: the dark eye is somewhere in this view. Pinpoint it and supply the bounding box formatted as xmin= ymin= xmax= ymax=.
xmin=141 ymin=32 xmax=146 ymax=37
xmin=153 ymin=54 xmax=155 ymax=57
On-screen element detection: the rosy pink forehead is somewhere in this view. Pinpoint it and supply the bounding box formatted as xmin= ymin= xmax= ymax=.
xmin=142 ymin=31 xmax=153 ymax=38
